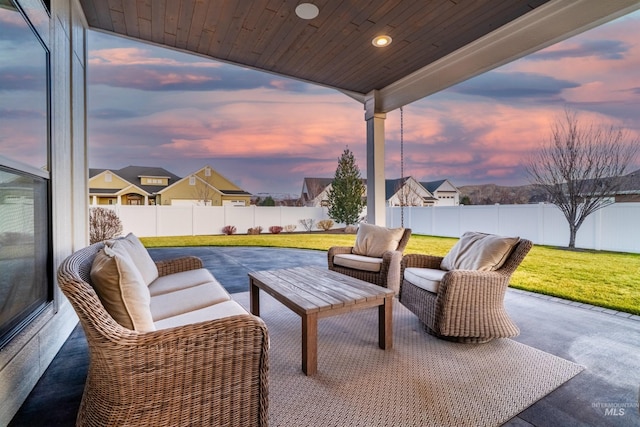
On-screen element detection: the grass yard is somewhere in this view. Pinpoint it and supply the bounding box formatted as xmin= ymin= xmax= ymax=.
xmin=140 ymin=233 xmax=640 ymax=315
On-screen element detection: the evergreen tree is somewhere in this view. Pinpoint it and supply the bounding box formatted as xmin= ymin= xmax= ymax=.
xmin=259 ymin=196 xmax=276 ymax=206
xmin=327 ymin=148 xmax=365 ymax=225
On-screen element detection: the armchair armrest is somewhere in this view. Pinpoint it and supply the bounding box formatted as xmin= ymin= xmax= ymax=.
xmin=380 ymin=250 xmax=403 ymax=294
xmin=327 ymin=246 xmax=353 ymax=268
xmin=436 ymin=269 xmax=516 ymax=337
xmin=155 ymin=256 xmax=203 ymax=276
xmin=401 ymin=253 xmax=444 ymax=269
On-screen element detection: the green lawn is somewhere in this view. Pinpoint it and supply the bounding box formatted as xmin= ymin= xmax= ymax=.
xmin=140 ymin=233 xmax=640 ymax=315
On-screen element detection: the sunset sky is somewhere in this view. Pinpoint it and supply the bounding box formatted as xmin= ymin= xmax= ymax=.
xmin=87 ymin=9 xmax=640 ymax=197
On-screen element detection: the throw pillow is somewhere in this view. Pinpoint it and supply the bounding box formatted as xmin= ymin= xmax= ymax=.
xmin=108 ymin=233 xmax=159 ymax=286
xmin=90 ymin=241 xmax=156 ymax=331
xmin=352 ymin=223 xmax=405 ymax=258
xmin=440 ymin=231 xmax=519 ymax=271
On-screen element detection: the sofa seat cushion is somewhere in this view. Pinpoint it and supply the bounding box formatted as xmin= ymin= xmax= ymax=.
xmin=90 ymin=241 xmax=156 ymax=332
xmin=352 ymin=223 xmax=405 ymax=257
xmin=148 ymin=268 xmax=215 ymax=296
xmin=404 ymin=267 xmax=447 ymax=294
xmin=150 ymin=281 xmax=231 ymax=321
xmin=154 ymin=300 xmax=249 ymax=330
xmin=441 ymin=231 xmax=519 ymax=271
xmin=333 ymin=253 xmax=383 ymax=272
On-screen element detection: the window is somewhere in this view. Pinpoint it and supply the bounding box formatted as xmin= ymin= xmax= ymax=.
xmin=0 ymin=1 xmax=51 ymax=348
xmin=189 ymin=176 xmax=196 ymax=185
xmin=105 ymin=172 xmax=112 ymax=182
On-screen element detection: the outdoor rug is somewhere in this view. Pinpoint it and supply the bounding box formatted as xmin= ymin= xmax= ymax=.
xmin=233 ymin=291 xmax=584 ymax=427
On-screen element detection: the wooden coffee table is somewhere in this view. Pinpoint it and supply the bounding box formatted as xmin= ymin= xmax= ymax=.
xmin=249 ymin=266 xmax=394 ymax=376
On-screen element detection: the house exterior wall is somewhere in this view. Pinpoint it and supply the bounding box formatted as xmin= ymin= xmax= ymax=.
xmin=0 ymin=1 xmax=86 ymax=424
xmin=159 ymin=167 xmax=251 ymax=206
xmin=89 ymin=171 xmax=130 ymax=190
xmin=159 ymin=179 xmax=223 ymax=205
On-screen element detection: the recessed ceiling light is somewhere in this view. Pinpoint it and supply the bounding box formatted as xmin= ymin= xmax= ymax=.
xmin=295 ymin=3 xmax=319 ymax=20
xmin=372 ymin=35 xmax=392 ymax=47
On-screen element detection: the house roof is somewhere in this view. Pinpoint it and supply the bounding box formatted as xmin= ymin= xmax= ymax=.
xmin=78 ymin=0 xmax=639 ymax=112
xmin=218 ymin=189 xmax=253 ymax=197
xmin=385 ymin=177 xmax=411 ymax=199
xmin=90 ymin=166 xmax=182 ymax=195
xmin=301 ymin=177 xmax=335 ymax=202
xmin=421 ymin=179 xmax=447 ymax=194
xmin=619 ymin=169 xmax=640 ymax=194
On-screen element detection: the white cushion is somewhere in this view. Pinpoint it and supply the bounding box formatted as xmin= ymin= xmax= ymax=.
xmin=90 ymin=241 xmax=155 ymax=331
xmin=150 ymin=281 xmax=231 ymax=321
xmin=441 ymin=231 xmax=519 ymax=271
xmin=154 ymin=300 xmax=249 ymax=330
xmin=352 ymin=223 xmax=405 ymax=257
xmin=333 ymin=253 xmax=383 ymax=272
xmin=148 ymin=268 xmax=215 ymax=296
xmin=108 ymin=233 xmax=159 ymax=286
xmin=404 ymin=267 xmax=446 ymax=293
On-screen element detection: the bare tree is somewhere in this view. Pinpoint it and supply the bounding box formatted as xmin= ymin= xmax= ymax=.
xmin=526 ymin=109 xmax=639 ymax=248
xmin=394 ymin=178 xmax=424 ymax=207
xmin=191 ymin=175 xmax=215 ymax=206
xmin=89 ymin=207 xmax=123 ymax=244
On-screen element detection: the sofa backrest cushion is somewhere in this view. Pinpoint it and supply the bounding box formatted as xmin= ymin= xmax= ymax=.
xmin=90 ymin=240 xmax=156 ymax=331
xmin=109 ymin=233 xmax=159 ymax=286
xmin=352 ymin=224 xmax=406 ymax=258
xmin=440 ymin=231 xmax=519 ymax=272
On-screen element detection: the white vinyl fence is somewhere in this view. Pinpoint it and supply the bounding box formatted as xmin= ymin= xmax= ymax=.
xmin=99 ymin=202 xmax=640 ymax=253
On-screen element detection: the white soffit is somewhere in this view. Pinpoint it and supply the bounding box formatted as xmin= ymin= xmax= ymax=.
xmin=366 ymin=0 xmax=640 ymax=113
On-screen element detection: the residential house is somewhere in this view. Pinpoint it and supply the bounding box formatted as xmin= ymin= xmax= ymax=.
xmin=302 ymin=176 xmax=458 ymax=207
xmin=89 ymin=165 xmax=251 ymax=206
xmin=89 ymin=166 xmax=181 ymax=205
xmin=616 ymin=169 xmax=640 ymax=202
xmin=386 ymin=177 xmax=437 ymax=206
xmin=421 ymin=179 xmax=461 ymax=206
xmin=157 ymin=165 xmax=252 ymax=206
xmin=300 ymin=177 xmax=335 ymax=207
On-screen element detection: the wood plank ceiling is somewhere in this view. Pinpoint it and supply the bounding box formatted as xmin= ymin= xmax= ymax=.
xmin=80 ymin=0 xmax=550 ymax=95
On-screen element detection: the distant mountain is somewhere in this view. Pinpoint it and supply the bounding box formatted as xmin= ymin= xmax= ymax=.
xmin=458 ymin=183 xmax=550 ymax=205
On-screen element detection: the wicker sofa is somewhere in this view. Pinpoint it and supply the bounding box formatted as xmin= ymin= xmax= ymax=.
xmin=57 ymin=234 xmax=269 ymax=427
xmin=400 ymin=232 xmax=533 ymax=343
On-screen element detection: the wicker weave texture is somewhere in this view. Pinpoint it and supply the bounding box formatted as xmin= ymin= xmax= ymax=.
xmin=57 ymin=242 xmax=269 ymax=426
xmin=327 ymin=228 xmax=412 ymax=293
xmin=399 ymin=239 xmax=533 ymax=343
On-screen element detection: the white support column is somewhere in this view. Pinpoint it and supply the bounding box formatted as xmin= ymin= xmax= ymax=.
xmin=364 ymin=91 xmax=386 ymax=226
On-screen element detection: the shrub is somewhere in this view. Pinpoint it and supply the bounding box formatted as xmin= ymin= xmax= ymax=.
xmin=89 ymin=207 xmax=123 ymax=244
xmin=222 ymin=225 xmax=237 ymax=235
xmin=299 ymin=218 xmax=315 ymax=231
xmin=269 ymin=226 xmax=283 ymax=234
xmin=247 ymin=226 xmax=263 ymax=235
xmin=283 ymin=224 xmax=297 ymax=233
xmin=317 ymin=219 xmax=334 ymax=231
xmin=345 ymin=224 xmax=358 ymax=234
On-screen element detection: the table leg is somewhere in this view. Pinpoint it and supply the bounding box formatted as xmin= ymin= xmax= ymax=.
xmin=302 ymin=312 xmax=318 ymax=375
xmin=378 ymin=296 xmax=393 ymax=349
xmin=249 ymin=279 xmax=260 ymax=316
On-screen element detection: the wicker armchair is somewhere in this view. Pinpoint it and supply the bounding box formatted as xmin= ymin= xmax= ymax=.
xmin=400 ymin=238 xmax=532 ymax=343
xmin=328 ymin=227 xmax=412 ymax=293
xmin=57 ymin=242 xmax=269 ymax=427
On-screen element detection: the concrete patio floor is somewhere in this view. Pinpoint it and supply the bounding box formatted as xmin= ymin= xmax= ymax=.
xmin=9 ymin=246 xmax=640 ymax=426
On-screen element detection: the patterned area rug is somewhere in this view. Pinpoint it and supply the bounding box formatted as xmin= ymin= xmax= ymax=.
xmin=233 ymin=292 xmax=584 ymax=427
